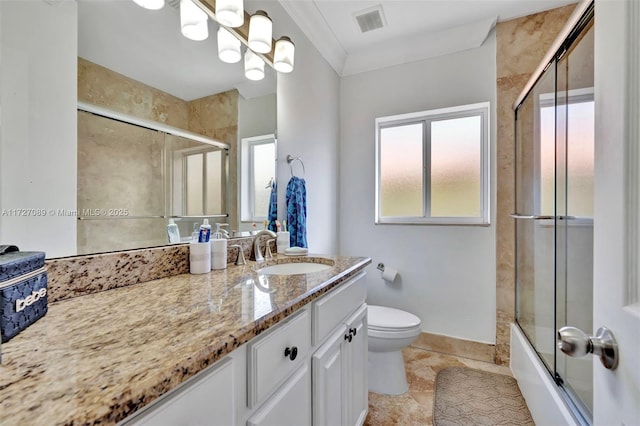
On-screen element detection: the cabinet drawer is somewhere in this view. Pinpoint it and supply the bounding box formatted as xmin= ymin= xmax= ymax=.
xmin=312 ymin=271 xmax=366 ymax=346
xmin=247 ymin=308 xmax=311 ymax=407
xmin=122 ymin=357 xmax=234 ymax=426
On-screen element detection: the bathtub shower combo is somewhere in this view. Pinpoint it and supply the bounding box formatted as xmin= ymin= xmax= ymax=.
xmin=511 ymin=2 xmax=595 ymax=424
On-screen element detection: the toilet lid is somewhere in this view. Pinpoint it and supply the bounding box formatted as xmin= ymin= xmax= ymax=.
xmin=368 ymin=305 xmax=421 ymax=331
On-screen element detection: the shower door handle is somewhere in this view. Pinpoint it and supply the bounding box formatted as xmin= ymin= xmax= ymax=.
xmin=509 ymin=214 xmax=554 ymax=220
xmin=557 ymin=326 xmax=619 ymax=370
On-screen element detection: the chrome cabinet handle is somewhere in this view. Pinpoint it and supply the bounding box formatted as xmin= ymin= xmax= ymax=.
xmin=557 ymin=326 xmax=619 ymax=370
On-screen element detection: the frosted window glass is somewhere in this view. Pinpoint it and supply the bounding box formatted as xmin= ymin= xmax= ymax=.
xmin=252 ymin=143 xmax=275 ymax=218
xmin=540 ymin=106 xmax=555 ymax=215
xmin=186 ymin=154 xmax=203 ymax=216
xmin=205 ymin=150 xmax=222 ymax=214
xmin=430 ymin=116 xmax=481 ymax=217
xmin=567 ymin=101 xmax=594 ymax=217
xmin=540 ymin=100 xmax=594 ymax=217
xmin=380 ymin=123 xmax=424 ymax=217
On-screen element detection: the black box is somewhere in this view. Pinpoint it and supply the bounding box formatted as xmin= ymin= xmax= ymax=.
xmin=0 ymin=245 xmax=48 ymax=343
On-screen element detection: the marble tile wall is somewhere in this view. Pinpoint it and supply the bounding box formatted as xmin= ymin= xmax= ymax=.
xmin=495 ymin=4 xmax=577 ymax=365
xmin=78 ymin=58 xmax=189 ymax=128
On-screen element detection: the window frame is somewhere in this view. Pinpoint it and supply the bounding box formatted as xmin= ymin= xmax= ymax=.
xmin=240 ymin=134 xmax=276 ymax=223
xmin=375 ymin=102 xmax=490 ymax=226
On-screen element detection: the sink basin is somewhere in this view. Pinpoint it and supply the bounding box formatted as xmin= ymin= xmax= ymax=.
xmin=256 ymin=260 xmax=334 ymax=275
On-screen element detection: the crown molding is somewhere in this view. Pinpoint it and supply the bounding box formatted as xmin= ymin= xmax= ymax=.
xmin=342 ymin=16 xmax=497 ymax=76
xmin=278 ymin=0 xmax=347 ymax=75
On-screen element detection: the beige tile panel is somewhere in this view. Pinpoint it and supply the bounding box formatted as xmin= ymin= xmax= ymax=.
xmin=496 ymin=4 xmax=578 ymax=79
xmin=411 ymin=332 xmax=495 ymax=363
xmin=78 ymin=58 xmax=188 ymax=128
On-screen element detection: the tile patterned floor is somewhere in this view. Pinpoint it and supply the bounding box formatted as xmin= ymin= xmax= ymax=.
xmin=364 ymin=347 xmax=513 ymax=425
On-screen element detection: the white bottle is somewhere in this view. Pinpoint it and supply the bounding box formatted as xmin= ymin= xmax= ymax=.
xmin=211 ymin=223 xmax=227 ymax=270
xmin=167 ymin=219 xmax=181 ymax=244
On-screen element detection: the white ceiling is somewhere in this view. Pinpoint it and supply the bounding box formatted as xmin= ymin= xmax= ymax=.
xmin=279 ymin=0 xmax=577 ymax=76
xmin=78 ymin=0 xmax=576 ymax=99
xmin=78 ymin=0 xmax=276 ymax=101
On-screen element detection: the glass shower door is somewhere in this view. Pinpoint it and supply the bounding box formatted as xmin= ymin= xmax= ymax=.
xmin=514 ymin=62 xmax=557 ymax=373
xmin=515 ymin=8 xmax=594 ymax=423
xmin=554 ymin=18 xmax=595 ymax=419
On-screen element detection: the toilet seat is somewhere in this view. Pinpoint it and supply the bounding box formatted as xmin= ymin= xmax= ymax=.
xmin=368 ymin=305 xmax=421 ymax=332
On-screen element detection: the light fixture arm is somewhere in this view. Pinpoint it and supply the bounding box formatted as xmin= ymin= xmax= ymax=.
xmin=193 ymin=0 xmax=277 ymax=66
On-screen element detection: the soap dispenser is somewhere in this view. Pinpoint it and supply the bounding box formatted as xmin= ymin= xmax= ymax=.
xmin=211 ymin=223 xmax=227 ymax=270
xmin=167 ymin=219 xmax=181 ymax=244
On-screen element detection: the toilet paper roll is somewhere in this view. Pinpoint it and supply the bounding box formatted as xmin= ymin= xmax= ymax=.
xmin=382 ymin=267 xmax=398 ymax=283
xmin=189 ymin=242 xmax=211 ymax=274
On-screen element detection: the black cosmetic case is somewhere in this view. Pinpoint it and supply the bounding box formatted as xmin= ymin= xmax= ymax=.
xmin=0 ymin=245 xmax=48 ymax=342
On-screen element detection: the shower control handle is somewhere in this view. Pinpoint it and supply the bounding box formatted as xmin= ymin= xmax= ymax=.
xmin=557 ymin=326 xmax=619 ymax=370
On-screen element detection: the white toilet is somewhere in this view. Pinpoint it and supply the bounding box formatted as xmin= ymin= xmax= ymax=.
xmin=367 ymin=305 xmax=422 ymax=395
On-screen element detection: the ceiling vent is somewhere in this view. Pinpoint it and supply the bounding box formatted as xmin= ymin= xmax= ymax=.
xmin=353 ymin=5 xmax=386 ymax=33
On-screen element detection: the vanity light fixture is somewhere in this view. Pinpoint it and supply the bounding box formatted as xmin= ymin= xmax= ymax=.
xmin=132 ymin=0 xmax=165 ymax=10
xmin=217 ymin=27 xmax=242 ymax=63
xmin=244 ymin=49 xmax=265 ymax=81
xmin=180 ymin=0 xmax=209 ymax=41
xmin=248 ymin=10 xmax=272 ymax=54
xmin=215 ymin=0 xmax=244 ymax=28
xmin=273 ymin=36 xmax=295 ymax=73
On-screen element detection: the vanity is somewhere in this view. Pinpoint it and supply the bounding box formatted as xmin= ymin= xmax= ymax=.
xmin=0 ymin=253 xmax=371 ymax=426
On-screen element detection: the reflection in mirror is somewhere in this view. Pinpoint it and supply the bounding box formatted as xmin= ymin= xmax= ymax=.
xmin=0 ymin=0 xmax=277 ymax=258
xmin=76 ymin=107 xmax=229 ymax=255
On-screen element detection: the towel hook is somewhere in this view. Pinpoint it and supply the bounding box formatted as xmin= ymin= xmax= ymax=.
xmin=286 ymin=154 xmax=306 ymax=177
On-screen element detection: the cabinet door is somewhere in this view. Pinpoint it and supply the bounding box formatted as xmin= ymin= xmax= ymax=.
xmin=124 ymin=358 xmax=234 ymax=426
xmin=312 ymin=327 xmax=346 ymax=426
xmin=247 ymin=363 xmax=311 ymax=426
xmin=343 ymin=304 xmax=368 ymax=426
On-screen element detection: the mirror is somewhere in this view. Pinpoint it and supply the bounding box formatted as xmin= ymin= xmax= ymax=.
xmin=0 ymin=0 xmax=277 ymax=258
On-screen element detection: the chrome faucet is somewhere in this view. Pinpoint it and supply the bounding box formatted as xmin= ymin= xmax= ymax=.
xmin=251 ymin=230 xmax=277 ymax=262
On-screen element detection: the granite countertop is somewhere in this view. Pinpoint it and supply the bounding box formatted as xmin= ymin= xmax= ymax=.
xmin=0 ymin=254 xmax=371 ymax=425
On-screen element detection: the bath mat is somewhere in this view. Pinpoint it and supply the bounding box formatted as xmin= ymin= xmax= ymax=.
xmin=433 ymin=367 xmax=534 ymax=426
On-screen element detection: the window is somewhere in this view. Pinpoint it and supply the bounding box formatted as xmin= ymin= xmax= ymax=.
xmin=241 ymin=134 xmax=276 ymax=222
xmin=375 ymin=102 xmax=490 ymax=225
xmin=539 ymin=89 xmax=594 ymax=218
xmin=170 ymin=143 xmax=226 ymax=217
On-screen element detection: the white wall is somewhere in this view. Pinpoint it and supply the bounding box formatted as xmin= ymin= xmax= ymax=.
xmin=339 ymin=34 xmax=498 ymax=343
xmin=263 ymin=1 xmax=340 ymax=254
xmin=0 ymin=0 xmax=77 ymax=258
xmin=238 ymin=93 xmax=277 ymax=141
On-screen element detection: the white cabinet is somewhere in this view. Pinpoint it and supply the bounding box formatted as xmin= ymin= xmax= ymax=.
xmin=312 ymin=327 xmax=345 ymax=426
xmin=122 ymin=271 xmax=368 ymax=426
xmin=312 ymin=304 xmax=368 ymax=426
xmin=246 ymin=364 xmax=311 ymax=426
xmin=122 ymin=357 xmax=235 ymax=426
xmin=343 ymin=305 xmax=368 ymax=426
